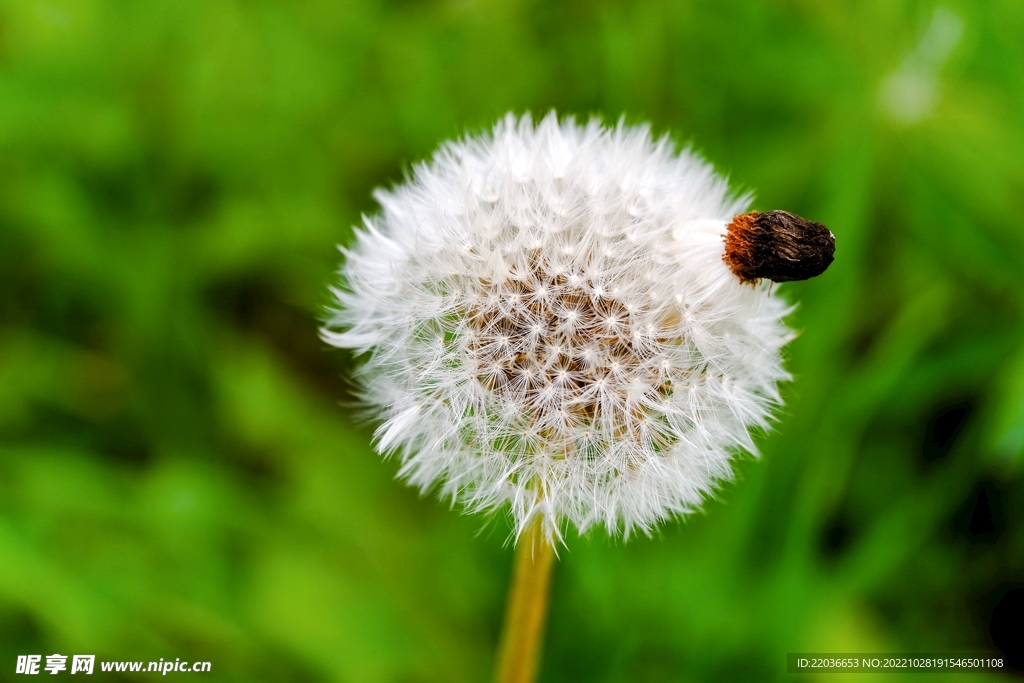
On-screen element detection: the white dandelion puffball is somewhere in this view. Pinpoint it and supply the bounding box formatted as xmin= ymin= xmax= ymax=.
xmin=324 ymin=112 xmax=827 ymax=540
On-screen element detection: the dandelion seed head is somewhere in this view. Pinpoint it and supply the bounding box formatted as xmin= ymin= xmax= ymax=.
xmin=324 ymin=112 xmax=795 ymax=540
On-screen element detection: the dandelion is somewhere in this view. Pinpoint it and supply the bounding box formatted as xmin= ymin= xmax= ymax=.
xmin=323 ymin=112 xmax=834 ymax=683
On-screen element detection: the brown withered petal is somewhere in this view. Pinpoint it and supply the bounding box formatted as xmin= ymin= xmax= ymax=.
xmin=724 ymin=210 xmax=835 ymax=284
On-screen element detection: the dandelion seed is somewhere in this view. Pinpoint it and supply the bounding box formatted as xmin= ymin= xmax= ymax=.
xmin=323 ymin=112 xmax=833 ymax=542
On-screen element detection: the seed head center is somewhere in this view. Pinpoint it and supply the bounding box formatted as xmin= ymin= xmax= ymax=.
xmin=464 ymin=271 xmax=678 ymax=453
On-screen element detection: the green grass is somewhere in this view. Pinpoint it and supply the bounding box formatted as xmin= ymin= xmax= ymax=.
xmin=1 ymin=0 xmax=1023 ymax=680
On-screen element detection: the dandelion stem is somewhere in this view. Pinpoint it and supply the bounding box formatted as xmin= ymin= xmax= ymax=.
xmin=494 ymin=516 xmax=556 ymax=683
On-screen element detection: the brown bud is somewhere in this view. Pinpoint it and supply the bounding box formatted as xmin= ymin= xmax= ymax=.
xmin=724 ymin=210 xmax=835 ymax=284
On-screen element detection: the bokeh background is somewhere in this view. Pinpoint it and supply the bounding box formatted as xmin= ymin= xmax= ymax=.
xmin=1 ymin=0 xmax=1022 ymax=681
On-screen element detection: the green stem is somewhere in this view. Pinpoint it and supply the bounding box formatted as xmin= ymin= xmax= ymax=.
xmin=494 ymin=516 xmax=556 ymax=683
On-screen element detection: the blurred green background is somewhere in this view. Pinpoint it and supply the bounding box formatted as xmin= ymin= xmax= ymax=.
xmin=1 ymin=0 xmax=1023 ymax=681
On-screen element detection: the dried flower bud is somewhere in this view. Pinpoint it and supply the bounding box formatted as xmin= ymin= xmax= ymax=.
xmin=724 ymin=210 xmax=835 ymax=284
